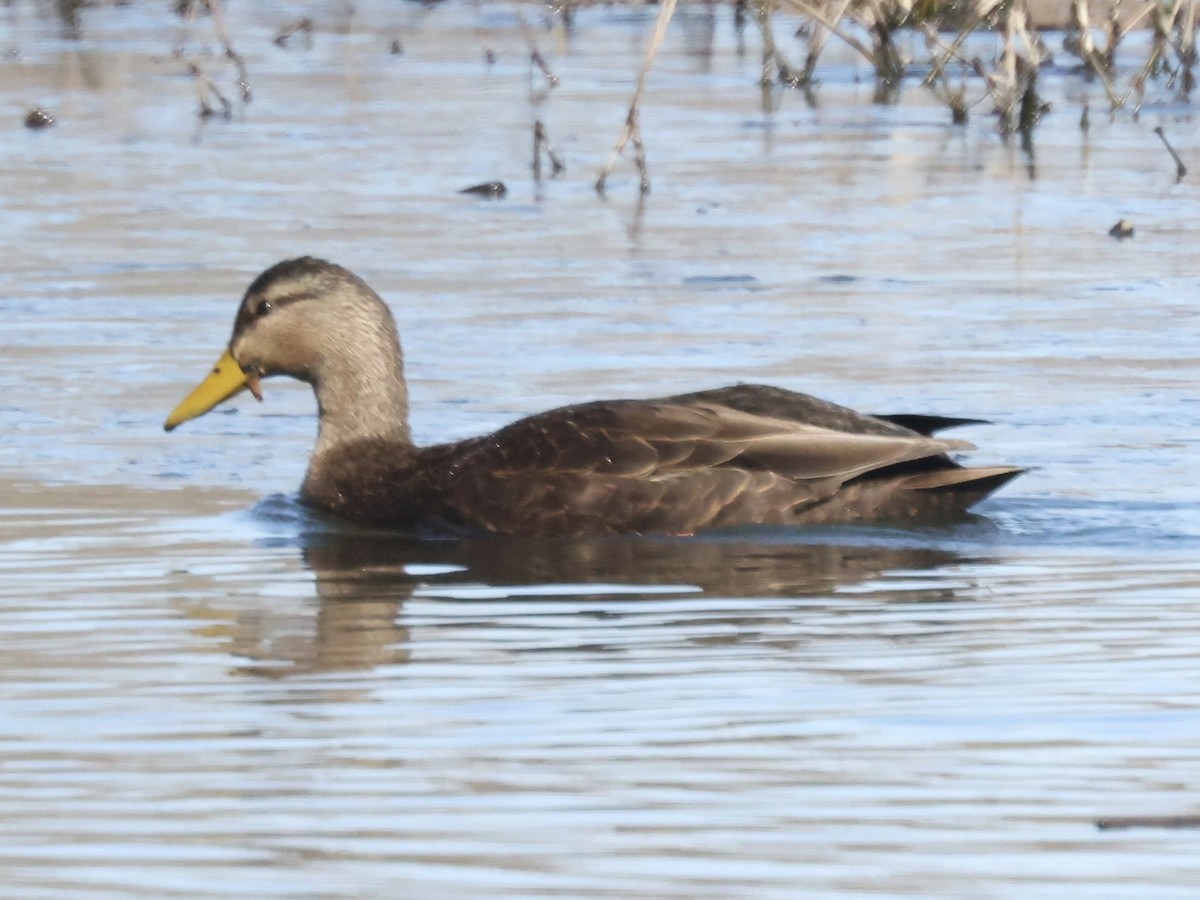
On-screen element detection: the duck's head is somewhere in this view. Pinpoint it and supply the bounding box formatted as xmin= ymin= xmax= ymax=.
xmin=164 ymin=257 xmax=404 ymax=432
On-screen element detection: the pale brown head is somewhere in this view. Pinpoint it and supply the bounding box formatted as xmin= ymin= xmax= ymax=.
xmin=165 ymin=258 xmax=410 ymax=446
xmin=228 ymin=258 xmax=399 ymax=386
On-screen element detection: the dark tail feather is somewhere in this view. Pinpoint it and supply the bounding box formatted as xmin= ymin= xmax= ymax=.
xmin=874 ymin=414 xmax=991 ymax=436
xmin=901 ymin=466 xmax=1026 ymax=513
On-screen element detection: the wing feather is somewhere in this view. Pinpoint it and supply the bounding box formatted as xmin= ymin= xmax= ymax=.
xmin=473 ymin=398 xmax=966 ymax=483
xmin=425 ymin=392 xmax=986 ymax=534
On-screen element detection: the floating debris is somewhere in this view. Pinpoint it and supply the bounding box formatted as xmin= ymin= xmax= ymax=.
xmin=389 ymin=38 xmax=403 ymax=55
xmin=1097 ymin=815 xmax=1200 ymax=830
xmin=274 ymin=17 xmax=313 ymax=48
xmin=682 ymin=274 xmax=757 ymax=286
xmin=459 ymin=182 xmax=507 ymax=199
xmin=24 ymin=108 xmax=54 ymax=130
xmin=1109 ymin=219 xmax=1134 ymax=239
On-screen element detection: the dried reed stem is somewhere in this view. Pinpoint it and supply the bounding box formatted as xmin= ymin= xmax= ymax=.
xmin=189 ymin=62 xmax=232 ymax=118
xmin=176 ymin=0 xmax=250 ymax=117
xmin=781 ymin=0 xmax=878 ymax=70
xmin=533 ymin=120 xmax=566 ymax=181
xmin=919 ymin=24 xmax=970 ymax=122
xmin=514 ymin=5 xmax=560 ymax=90
xmin=755 ymin=0 xmax=785 ymax=85
xmin=800 ymin=0 xmax=855 ymax=83
xmin=595 ymin=0 xmax=677 ymax=196
xmin=1068 ymin=0 xmax=1121 ymax=106
xmin=923 ymin=0 xmax=1000 ymax=88
xmin=207 ymin=0 xmax=251 ymax=102
xmin=1122 ymin=0 xmax=1184 ymax=109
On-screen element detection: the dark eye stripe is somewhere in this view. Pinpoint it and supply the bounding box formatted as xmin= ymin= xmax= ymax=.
xmin=253 ymin=291 xmax=316 ymax=317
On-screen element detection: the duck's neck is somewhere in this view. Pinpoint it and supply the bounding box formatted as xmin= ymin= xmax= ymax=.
xmin=310 ymin=346 xmax=413 ymax=460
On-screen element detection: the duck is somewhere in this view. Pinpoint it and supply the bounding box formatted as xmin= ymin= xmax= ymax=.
xmin=164 ymin=257 xmax=1024 ymax=536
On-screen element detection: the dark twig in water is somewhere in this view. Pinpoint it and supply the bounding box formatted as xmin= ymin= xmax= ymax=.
xmin=1121 ymin=0 xmax=1185 ymax=111
xmin=733 ymin=0 xmax=748 ymax=31
xmin=967 ymin=0 xmax=1048 ymax=138
xmin=274 ymin=17 xmax=314 ymax=49
xmin=530 ymin=49 xmax=558 ymax=88
xmin=629 ymin=116 xmax=650 ymax=193
xmin=533 ymin=120 xmax=566 ymax=182
xmin=596 ymin=0 xmax=677 ymax=196
xmin=173 ymin=0 xmax=202 ymax=54
xmin=860 ymin=0 xmax=906 ymax=86
xmin=754 ymin=0 xmax=785 ymax=86
xmin=1064 ymin=0 xmax=1119 ymax=106
xmin=783 ymin=0 xmax=878 ymax=74
xmin=207 ymin=1 xmax=251 ymax=102
xmin=175 ymin=0 xmax=250 ymax=114
xmin=753 ymin=0 xmax=811 ymax=86
xmin=1176 ymin=0 xmax=1198 ymax=97
xmin=797 ymin=0 xmax=854 ymax=86
xmin=1097 ymin=815 xmax=1200 ymax=830
xmin=558 ymin=0 xmax=575 ymax=31
xmin=919 ymin=24 xmax=970 ymax=123
xmin=1153 ymin=126 xmax=1187 ymax=181
xmin=514 ymin=6 xmax=559 ymax=90
xmin=189 ymin=62 xmax=232 ymax=119
xmin=923 ymin=12 xmax=980 ymax=88
xmin=597 ymin=105 xmax=648 ymax=196
xmin=1016 ymin=62 xmax=1047 ymax=136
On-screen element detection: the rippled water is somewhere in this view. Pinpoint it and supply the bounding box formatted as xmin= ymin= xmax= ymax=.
xmin=3 ymin=1 xmax=1200 ymax=896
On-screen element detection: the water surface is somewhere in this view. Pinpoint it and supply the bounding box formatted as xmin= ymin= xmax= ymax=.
xmin=3 ymin=2 xmax=1200 ymax=896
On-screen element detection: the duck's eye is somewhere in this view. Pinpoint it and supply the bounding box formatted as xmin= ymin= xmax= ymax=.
xmin=254 ymin=299 xmax=273 ymax=317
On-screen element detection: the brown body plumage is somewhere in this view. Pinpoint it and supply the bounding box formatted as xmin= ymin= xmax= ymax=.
xmin=165 ymin=258 xmax=1024 ymax=536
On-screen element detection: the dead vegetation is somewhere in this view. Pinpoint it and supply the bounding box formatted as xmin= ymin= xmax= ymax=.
xmin=17 ymin=0 xmax=1199 ymax=190
xmin=173 ymin=0 xmax=251 ymax=119
xmin=588 ymin=0 xmax=1197 ymax=189
xmin=747 ymin=0 xmax=1198 ymax=125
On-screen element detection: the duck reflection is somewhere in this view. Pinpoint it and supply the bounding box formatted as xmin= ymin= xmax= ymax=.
xmin=221 ymin=567 xmax=412 ymax=678
xmin=211 ymin=515 xmax=986 ymax=677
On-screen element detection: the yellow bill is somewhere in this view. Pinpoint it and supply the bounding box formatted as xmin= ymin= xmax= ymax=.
xmin=164 ymin=350 xmax=256 ymax=432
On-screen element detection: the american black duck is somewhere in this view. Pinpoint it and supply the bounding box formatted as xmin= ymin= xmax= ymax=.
xmin=165 ymin=257 xmax=1024 ymax=535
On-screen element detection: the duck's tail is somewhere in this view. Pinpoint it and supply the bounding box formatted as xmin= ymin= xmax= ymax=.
xmin=900 ymin=465 xmax=1027 ymax=514
xmin=872 ymin=413 xmax=991 ymax=436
